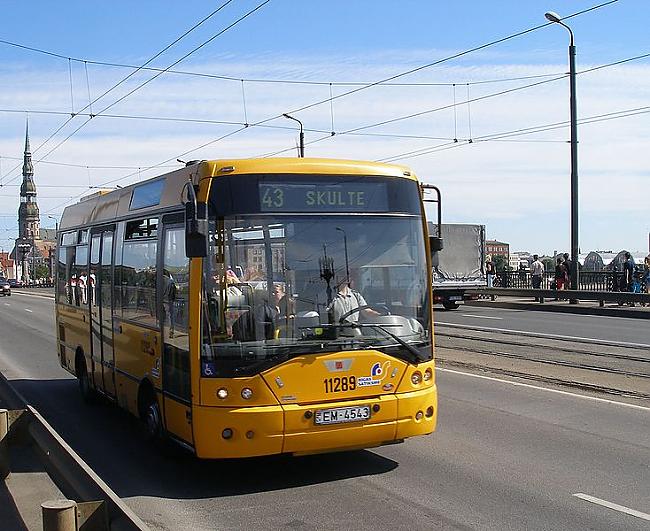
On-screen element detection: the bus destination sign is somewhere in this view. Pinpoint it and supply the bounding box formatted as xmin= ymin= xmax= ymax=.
xmin=259 ymin=182 xmax=389 ymax=212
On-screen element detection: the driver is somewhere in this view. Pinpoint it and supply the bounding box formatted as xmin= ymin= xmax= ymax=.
xmin=327 ymin=275 xmax=380 ymax=324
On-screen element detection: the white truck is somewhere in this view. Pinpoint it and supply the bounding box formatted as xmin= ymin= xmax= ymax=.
xmin=428 ymin=223 xmax=486 ymax=310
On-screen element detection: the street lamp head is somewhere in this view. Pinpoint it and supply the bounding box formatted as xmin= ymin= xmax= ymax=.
xmin=282 ymin=113 xmax=291 ymax=119
xmin=545 ymin=11 xmax=561 ymax=23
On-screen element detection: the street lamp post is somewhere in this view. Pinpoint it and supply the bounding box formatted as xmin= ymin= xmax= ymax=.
xmin=545 ymin=10 xmax=579 ymax=299
xmin=282 ymin=113 xmax=305 ymax=157
xmin=336 ymin=227 xmax=350 ymax=286
xmin=47 ymin=214 xmax=59 ymax=233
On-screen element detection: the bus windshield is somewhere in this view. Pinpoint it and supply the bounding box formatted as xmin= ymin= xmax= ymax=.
xmin=201 ymin=176 xmax=431 ymax=377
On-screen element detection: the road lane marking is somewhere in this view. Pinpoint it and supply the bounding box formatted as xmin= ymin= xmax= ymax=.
xmin=434 ymin=322 xmax=650 ymax=349
xmin=24 ymin=309 xmax=33 ymax=313
xmin=460 ymin=314 xmax=503 ymax=320
xmin=3 ymin=303 xmax=9 ymax=306
xmin=573 ymin=493 xmax=650 ymax=521
xmin=437 ymin=367 xmax=650 ymax=412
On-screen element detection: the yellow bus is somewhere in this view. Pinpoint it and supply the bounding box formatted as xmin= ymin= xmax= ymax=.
xmin=55 ymin=158 xmax=438 ymax=458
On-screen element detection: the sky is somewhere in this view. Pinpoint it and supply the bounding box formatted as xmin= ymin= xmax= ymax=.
xmin=0 ymin=0 xmax=648 ymax=256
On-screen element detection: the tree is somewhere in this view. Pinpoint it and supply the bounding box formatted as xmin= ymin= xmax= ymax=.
xmin=34 ymin=264 xmax=49 ymax=280
xmin=493 ymin=255 xmax=508 ymax=272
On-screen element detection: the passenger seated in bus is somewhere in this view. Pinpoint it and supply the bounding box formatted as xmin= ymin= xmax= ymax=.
xmin=232 ymin=283 xmax=286 ymax=341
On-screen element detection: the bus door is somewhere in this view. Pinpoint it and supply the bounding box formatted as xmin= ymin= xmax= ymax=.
xmin=159 ymin=216 xmax=193 ymax=444
xmin=89 ymin=227 xmax=116 ymax=398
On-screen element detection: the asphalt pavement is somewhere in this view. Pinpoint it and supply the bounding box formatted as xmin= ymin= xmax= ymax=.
xmin=1 ymin=291 xmax=649 ymax=530
xmin=435 ymin=302 xmax=650 ymax=346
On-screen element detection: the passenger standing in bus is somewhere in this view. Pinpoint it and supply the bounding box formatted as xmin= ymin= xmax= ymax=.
xmin=162 ymin=269 xmax=178 ymax=338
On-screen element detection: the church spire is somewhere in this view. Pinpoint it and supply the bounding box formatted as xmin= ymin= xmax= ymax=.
xmin=22 ymin=117 xmax=34 ymax=178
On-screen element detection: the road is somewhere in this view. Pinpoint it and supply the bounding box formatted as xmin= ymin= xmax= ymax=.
xmin=435 ymin=303 xmax=650 ymax=346
xmin=1 ymin=291 xmax=649 ymax=530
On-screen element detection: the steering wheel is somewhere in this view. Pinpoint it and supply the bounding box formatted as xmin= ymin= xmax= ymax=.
xmin=338 ymin=304 xmax=390 ymax=324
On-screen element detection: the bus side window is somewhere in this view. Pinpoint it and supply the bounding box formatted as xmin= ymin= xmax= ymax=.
xmin=121 ymin=218 xmax=158 ymax=325
xmin=162 ymin=226 xmax=190 ymax=400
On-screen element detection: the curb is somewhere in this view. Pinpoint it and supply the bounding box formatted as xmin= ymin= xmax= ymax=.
xmin=466 ymin=299 xmax=650 ymax=319
xmin=11 ymin=289 xmax=55 ymax=300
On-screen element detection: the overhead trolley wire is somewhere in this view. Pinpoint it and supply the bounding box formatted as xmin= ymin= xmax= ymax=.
xmin=0 ymin=0 xmax=238 ymax=186
xmin=40 ymin=0 xmax=619 ymax=210
xmin=136 ymin=0 xmax=622 ymax=168
xmin=377 ymin=105 xmax=650 ymax=163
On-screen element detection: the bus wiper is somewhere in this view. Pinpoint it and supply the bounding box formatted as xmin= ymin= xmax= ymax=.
xmin=337 ymin=323 xmax=424 ymax=364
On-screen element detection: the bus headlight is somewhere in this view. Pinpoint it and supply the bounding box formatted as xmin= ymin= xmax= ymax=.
xmin=411 ymin=371 xmax=422 ymax=385
xmin=217 ymin=388 xmax=228 ymax=399
xmin=241 ymin=388 xmax=253 ymax=400
xmin=423 ymin=368 xmax=433 ymax=382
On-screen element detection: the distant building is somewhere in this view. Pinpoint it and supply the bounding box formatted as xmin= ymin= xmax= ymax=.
xmin=486 ymin=240 xmax=509 ymax=261
xmin=0 ymin=252 xmax=14 ymax=278
xmin=509 ymin=251 xmax=532 ymax=270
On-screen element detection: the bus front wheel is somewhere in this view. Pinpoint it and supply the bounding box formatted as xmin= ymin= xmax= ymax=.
xmin=443 ymin=301 xmax=460 ymax=310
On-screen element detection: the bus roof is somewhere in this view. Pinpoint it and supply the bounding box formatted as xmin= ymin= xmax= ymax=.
xmin=59 ymin=158 xmax=417 ymax=231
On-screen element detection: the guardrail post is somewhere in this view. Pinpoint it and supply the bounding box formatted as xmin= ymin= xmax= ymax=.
xmin=0 ymin=408 xmax=8 ymax=479
xmin=42 ymin=499 xmax=77 ymax=531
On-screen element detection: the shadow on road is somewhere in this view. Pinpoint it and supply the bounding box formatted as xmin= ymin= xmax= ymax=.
xmin=9 ymin=378 xmax=399 ymax=500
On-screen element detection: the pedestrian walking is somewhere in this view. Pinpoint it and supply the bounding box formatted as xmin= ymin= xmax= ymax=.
xmin=485 ymin=257 xmax=496 ymax=301
xmin=642 ymin=254 xmax=650 ymax=306
xmin=554 ymin=258 xmax=568 ymax=298
xmin=623 ymin=252 xmax=636 ymax=306
xmin=562 ymin=253 xmax=578 ymax=288
xmin=530 ymin=254 xmax=544 ymax=301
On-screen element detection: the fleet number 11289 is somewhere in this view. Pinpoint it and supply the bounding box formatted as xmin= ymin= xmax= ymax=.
xmin=323 ymin=376 xmax=356 ymax=393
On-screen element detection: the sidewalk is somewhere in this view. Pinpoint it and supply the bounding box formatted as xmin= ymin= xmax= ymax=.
xmin=467 ymin=295 xmax=650 ymax=319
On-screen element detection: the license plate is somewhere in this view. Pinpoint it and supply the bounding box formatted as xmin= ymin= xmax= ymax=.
xmin=314 ymin=405 xmax=371 ymax=425
xmin=448 ymin=296 xmax=462 ymax=301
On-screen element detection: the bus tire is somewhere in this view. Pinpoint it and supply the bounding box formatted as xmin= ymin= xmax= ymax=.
xmin=139 ymin=384 xmax=162 ymax=443
xmin=76 ymin=350 xmax=95 ymax=403
xmin=442 ymin=301 xmax=459 ymax=310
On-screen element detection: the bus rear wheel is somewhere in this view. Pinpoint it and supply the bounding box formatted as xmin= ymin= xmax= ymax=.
xmin=139 ymin=387 xmax=163 ymax=442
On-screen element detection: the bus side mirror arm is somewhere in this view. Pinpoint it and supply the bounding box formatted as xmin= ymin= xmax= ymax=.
xmin=184 ymin=181 xmax=208 ymax=258
xmin=421 ymin=183 xmax=444 ymax=254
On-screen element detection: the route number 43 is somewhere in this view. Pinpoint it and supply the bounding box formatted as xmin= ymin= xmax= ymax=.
xmin=262 ymin=187 xmax=284 ymax=208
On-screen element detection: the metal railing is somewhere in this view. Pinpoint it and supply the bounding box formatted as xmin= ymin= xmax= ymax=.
xmin=494 ymin=270 xmax=647 ymax=293
xmin=1 ymin=373 xmax=148 ymax=530
xmin=468 ymin=287 xmax=650 ymax=307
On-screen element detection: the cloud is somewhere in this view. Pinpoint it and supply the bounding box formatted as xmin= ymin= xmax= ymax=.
xmin=0 ymin=51 xmax=648 ymax=253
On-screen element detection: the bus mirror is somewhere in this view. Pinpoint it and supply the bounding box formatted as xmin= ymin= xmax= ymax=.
xmin=429 ymin=236 xmax=443 ymax=253
xmin=185 ymin=201 xmax=208 ymax=258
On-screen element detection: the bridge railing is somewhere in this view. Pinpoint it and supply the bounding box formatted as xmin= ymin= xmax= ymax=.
xmin=468 ymin=287 xmax=650 ymax=306
xmin=494 ymin=270 xmax=646 ymax=292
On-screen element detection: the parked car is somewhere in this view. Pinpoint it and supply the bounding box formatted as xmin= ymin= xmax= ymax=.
xmin=8 ymin=279 xmax=23 ymax=288
xmin=0 ymin=277 xmax=11 ymax=296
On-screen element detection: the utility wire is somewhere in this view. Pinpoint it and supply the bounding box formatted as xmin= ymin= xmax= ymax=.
xmin=377 ymin=105 xmax=650 ymax=163
xmin=31 ymin=0 xmax=271 ymax=187
xmin=0 ymin=36 xmax=571 ymax=87
xmin=0 ymin=0 xmax=237 ymax=186
xmin=135 ymin=0 xmax=622 ymax=169
xmin=38 ymin=0 xmax=620 ymax=210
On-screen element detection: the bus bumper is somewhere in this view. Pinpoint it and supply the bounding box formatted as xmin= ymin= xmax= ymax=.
xmin=192 ymin=385 xmax=437 ymax=459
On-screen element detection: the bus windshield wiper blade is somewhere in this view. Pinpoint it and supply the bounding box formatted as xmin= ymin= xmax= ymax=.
xmin=336 ymin=323 xmax=424 ymax=364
